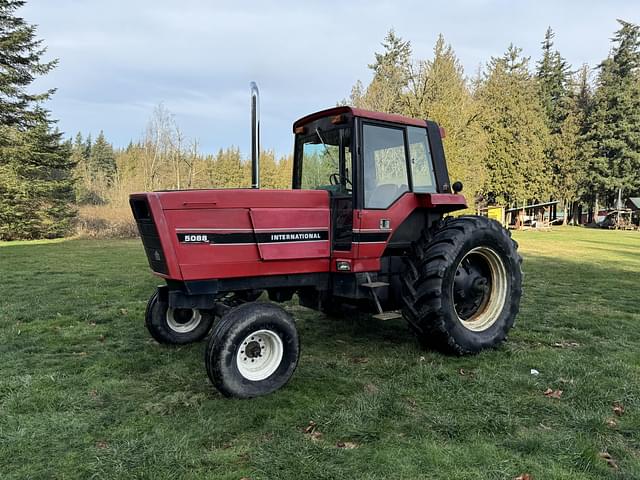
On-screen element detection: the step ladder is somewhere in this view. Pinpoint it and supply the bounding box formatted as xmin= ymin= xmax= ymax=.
xmin=362 ymin=273 xmax=403 ymax=321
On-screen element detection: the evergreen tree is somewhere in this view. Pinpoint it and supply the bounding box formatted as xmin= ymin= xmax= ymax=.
xmin=536 ymin=27 xmax=579 ymax=221
xmin=89 ymin=131 xmax=116 ymax=182
xmin=350 ymin=29 xmax=411 ymax=112
xmin=571 ymin=65 xmax=595 ymax=222
xmin=585 ymin=20 xmax=640 ymax=205
xmin=0 ymin=0 xmax=57 ymax=127
xmin=72 ymin=132 xmax=84 ymax=155
xmin=71 ymin=132 xmax=85 ymax=173
xmin=537 ymin=27 xmax=572 ymax=132
xmin=405 ymin=35 xmax=487 ymax=205
xmin=259 ymin=149 xmax=279 ymax=189
xmin=208 ymin=147 xmax=246 ymax=188
xmin=476 ymin=45 xmax=551 ymax=205
xmin=574 ymin=64 xmax=594 ymax=129
xmin=0 ymin=124 xmax=76 ymax=239
xmin=274 ymin=154 xmax=293 ymax=189
xmin=70 ymin=131 xmax=94 ymax=203
xmin=0 ymin=0 xmax=76 ymax=239
xmin=552 ymin=88 xmax=582 ymax=222
xmin=83 ymin=133 xmax=92 ymax=163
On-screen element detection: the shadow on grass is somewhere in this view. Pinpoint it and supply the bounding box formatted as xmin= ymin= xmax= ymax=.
xmin=0 ymin=237 xmax=70 ymax=248
xmin=295 ymin=250 xmax=639 ymax=352
xmin=567 ymin=239 xmax=640 ymax=263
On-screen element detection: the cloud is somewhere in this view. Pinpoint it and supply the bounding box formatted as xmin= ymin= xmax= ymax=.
xmin=23 ymin=0 xmax=639 ymax=156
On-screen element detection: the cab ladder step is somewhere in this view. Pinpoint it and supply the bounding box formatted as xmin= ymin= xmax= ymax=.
xmin=363 ymin=274 xmax=401 ymax=321
xmin=364 ymin=273 xmax=386 ymax=314
xmin=361 ymin=281 xmax=390 ymax=288
xmin=372 ymin=311 xmax=403 ymax=321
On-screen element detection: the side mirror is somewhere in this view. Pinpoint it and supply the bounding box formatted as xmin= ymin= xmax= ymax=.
xmin=452 ymin=181 xmax=463 ymax=193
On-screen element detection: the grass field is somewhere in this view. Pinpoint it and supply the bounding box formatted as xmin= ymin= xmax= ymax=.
xmin=1 ymin=227 xmax=639 ymax=479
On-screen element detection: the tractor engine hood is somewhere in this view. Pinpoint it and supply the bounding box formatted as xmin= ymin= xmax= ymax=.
xmin=130 ymin=188 xmax=331 ymax=281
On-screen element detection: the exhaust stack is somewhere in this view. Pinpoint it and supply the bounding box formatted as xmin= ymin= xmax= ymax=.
xmin=250 ymin=82 xmax=260 ymax=189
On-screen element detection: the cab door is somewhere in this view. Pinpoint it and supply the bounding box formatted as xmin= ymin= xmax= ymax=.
xmin=329 ymin=128 xmax=356 ymax=267
xmin=353 ymin=121 xmax=439 ymax=271
xmin=292 ymin=118 xmax=356 ymax=271
xmin=353 ymin=121 xmax=411 ymax=269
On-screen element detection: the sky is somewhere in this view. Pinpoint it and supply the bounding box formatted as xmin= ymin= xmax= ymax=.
xmin=23 ymin=0 xmax=640 ymax=158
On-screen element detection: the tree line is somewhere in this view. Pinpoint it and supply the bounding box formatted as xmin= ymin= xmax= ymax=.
xmin=1 ymin=0 xmax=639 ymax=240
xmin=70 ymin=103 xmax=293 ymax=214
xmin=349 ymin=24 xmax=640 ymax=221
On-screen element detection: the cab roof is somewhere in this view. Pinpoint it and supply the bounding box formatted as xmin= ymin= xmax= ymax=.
xmin=292 ymin=106 xmax=428 ymax=132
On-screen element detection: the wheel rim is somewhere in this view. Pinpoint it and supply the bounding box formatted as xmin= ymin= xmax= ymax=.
xmin=236 ymin=329 xmax=284 ymax=381
xmin=452 ymin=246 xmax=508 ymax=332
xmin=166 ymin=308 xmax=202 ymax=333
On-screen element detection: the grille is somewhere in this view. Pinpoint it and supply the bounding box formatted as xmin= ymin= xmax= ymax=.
xmin=130 ymin=198 xmax=169 ymax=275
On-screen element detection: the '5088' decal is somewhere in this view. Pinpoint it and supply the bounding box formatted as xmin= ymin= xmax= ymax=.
xmin=181 ymin=234 xmax=210 ymax=243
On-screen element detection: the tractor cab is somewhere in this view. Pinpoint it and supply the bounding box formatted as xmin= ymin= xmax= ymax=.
xmin=291 ymin=106 xmax=463 ymax=268
xmin=292 ymin=106 xmax=452 ymax=204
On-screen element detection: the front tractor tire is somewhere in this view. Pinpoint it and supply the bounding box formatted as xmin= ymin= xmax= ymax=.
xmin=145 ymin=290 xmax=214 ymax=345
xmin=402 ymin=216 xmax=522 ymax=355
xmin=205 ymin=302 xmax=299 ymax=399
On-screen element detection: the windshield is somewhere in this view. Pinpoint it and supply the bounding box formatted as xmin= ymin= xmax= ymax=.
xmin=298 ymin=127 xmax=352 ymax=193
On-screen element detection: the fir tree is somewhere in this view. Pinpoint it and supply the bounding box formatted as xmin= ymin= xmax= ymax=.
xmin=0 ymin=0 xmax=76 ymax=239
xmin=89 ymin=131 xmax=116 ymax=182
xmin=405 ymin=35 xmax=487 ymax=205
xmin=477 ymin=45 xmax=551 ymax=205
xmin=83 ymin=133 xmax=92 ymax=163
xmin=586 ymin=20 xmax=640 ymax=205
xmin=0 ymin=0 xmax=57 ymax=127
xmin=0 ymin=124 xmax=76 ymax=239
xmin=552 ymin=88 xmax=582 ymax=222
xmin=571 ymin=65 xmax=595 ymax=221
xmin=536 ymin=27 xmax=579 ymax=221
xmin=351 ymin=29 xmax=412 ymax=113
xmin=537 ymin=27 xmax=572 ymax=132
xmin=71 ymin=131 xmax=93 ymax=203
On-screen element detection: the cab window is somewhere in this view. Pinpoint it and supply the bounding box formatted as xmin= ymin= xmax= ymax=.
xmin=363 ymin=124 xmax=409 ymax=209
xmin=300 ymin=128 xmax=352 ymax=194
xmin=407 ymin=126 xmax=437 ymax=193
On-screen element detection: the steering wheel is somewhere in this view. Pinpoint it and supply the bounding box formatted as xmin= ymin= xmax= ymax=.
xmin=329 ymin=173 xmax=352 ymax=189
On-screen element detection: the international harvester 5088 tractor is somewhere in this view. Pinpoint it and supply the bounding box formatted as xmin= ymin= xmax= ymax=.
xmin=130 ymin=84 xmax=522 ymax=398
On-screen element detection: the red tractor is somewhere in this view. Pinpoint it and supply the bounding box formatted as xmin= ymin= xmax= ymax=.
xmin=130 ymin=84 xmax=522 ymax=398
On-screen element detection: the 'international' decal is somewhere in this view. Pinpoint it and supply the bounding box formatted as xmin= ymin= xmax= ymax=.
xmin=177 ymin=230 xmax=329 ymax=245
xmin=269 ymin=232 xmax=322 ymax=241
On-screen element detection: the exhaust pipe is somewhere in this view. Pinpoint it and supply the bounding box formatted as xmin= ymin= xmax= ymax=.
xmin=250 ymin=81 xmax=260 ymax=189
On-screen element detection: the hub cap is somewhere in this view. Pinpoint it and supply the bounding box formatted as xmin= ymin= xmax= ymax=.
xmin=236 ymin=329 xmax=284 ymax=381
xmin=166 ymin=308 xmax=202 ymax=333
xmin=453 ymin=246 xmax=508 ymax=332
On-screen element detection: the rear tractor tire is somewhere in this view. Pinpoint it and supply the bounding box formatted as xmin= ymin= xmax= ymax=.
xmin=205 ymin=302 xmax=299 ymax=398
xmin=145 ymin=290 xmax=215 ymax=345
xmin=401 ymin=216 xmax=522 ymax=355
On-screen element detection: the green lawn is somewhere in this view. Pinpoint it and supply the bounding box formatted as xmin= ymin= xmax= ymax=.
xmin=1 ymin=227 xmax=639 ymax=479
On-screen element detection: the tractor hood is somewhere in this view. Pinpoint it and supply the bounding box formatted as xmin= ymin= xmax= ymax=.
xmin=130 ymin=189 xmax=331 ymax=281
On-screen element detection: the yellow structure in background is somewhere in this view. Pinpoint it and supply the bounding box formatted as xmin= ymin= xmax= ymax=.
xmin=486 ymin=206 xmax=505 ymax=226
